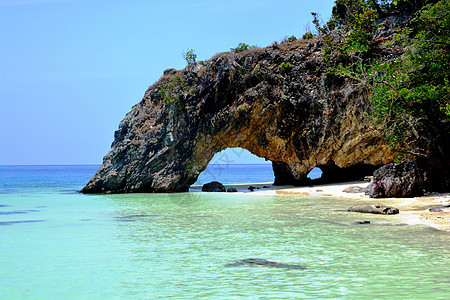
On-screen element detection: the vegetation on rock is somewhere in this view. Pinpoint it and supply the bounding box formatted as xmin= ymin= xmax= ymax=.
xmin=157 ymin=75 xmax=195 ymax=111
xmin=279 ymin=62 xmax=293 ymax=73
xmin=229 ymin=42 xmax=257 ymax=53
xmin=280 ymin=35 xmax=297 ymax=44
xmin=183 ymin=49 xmax=197 ymax=65
xmin=325 ymin=0 xmax=449 ymax=163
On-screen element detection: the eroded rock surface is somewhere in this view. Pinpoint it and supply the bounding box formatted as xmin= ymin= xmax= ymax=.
xmin=367 ymin=160 xmax=429 ymax=198
xmin=348 ymin=204 xmax=399 ymax=215
xmin=80 ymin=17 xmax=412 ymax=194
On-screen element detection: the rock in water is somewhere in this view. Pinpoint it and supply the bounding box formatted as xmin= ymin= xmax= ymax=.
xmin=225 ymin=258 xmax=306 ymax=269
xmin=348 ymin=204 xmax=399 ymax=215
xmin=367 ymin=160 xmax=428 ymax=198
xmin=227 ymin=187 xmax=238 ymax=192
xmin=202 ymin=181 xmax=225 ymax=192
xmin=353 ymin=221 xmax=372 ymax=225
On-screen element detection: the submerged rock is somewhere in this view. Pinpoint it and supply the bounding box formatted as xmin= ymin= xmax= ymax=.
xmin=353 ymin=221 xmax=372 ymax=225
xmin=0 ymin=220 xmax=45 ymax=226
xmin=202 ymin=181 xmax=225 ymax=192
xmin=225 ymin=258 xmax=306 ymax=269
xmin=348 ymin=204 xmax=399 ymax=215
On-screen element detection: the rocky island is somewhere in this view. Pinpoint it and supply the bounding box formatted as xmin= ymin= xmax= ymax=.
xmin=82 ymin=1 xmax=449 ymax=196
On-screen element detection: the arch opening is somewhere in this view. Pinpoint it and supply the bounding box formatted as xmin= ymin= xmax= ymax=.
xmin=192 ymin=148 xmax=274 ymax=189
xmin=307 ymin=167 xmax=323 ymax=180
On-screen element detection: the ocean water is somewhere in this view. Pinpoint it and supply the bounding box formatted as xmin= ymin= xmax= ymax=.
xmin=194 ymin=164 xmax=275 ymax=187
xmin=1 ymin=165 xmax=449 ymax=299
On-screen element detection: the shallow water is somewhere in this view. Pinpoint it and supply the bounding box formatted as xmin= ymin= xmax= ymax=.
xmin=1 ymin=166 xmax=449 ymax=299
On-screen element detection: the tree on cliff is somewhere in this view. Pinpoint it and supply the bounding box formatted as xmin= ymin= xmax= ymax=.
xmin=326 ymin=0 xmax=449 ymax=162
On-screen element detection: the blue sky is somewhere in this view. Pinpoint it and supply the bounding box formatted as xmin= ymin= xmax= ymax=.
xmin=0 ymin=0 xmax=334 ymax=165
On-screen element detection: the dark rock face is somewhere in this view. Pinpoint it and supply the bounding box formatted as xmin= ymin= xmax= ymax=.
xmin=202 ymin=181 xmax=225 ymax=192
xmin=348 ymin=204 xmax=399 ymax=215
xmin=224 ymin=258 xmax=306 ymax=269
xmin=367 ymin=160 xmax=428 ymax=198
xmin=248 ymin=186 xmax=257 ymax=192
xmin=319 ymin=163 xmax=377 ymax=184
xmin=227 ymin=187 xmax=238 ymax=192
xmin=163 ymin=68 xmax=177 ymax=76
xmin=80 ymin=16 xmax=413 ymax=194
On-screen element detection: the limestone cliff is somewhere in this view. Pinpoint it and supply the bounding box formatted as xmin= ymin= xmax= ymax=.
xmin=81 ymin=16 xmax=408 ymax=194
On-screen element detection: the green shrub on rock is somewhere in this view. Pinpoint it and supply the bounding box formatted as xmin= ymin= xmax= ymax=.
xmin=279 ymin=62 xmax=292 ymax=73
xmin=229 ymin=43 xmax=257 ymax=53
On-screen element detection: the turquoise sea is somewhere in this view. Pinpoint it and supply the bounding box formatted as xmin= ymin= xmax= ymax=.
xmin=1 ymin=165 xmax=449 ymax=299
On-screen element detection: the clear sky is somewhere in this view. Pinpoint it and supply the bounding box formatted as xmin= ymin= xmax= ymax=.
xmin=0 ymin=0 xmax=334 ymax=165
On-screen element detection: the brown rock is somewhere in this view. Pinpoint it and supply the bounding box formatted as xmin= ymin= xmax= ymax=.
xmin=80 ymin=17 xmax=414 ymax=194
xmin=367 ymin=160 xmax=429 ymax=198
xmin=348 ymin=204 xmax=399 ymax=215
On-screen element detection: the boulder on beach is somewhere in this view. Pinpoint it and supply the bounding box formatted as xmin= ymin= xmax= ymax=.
xmin=202 ymin=181 xmax=225 ymax=192
xmin=348 ymin=204 xmax=399 ymax=215
xmin=227 ymin=187 xmax=238 ymax=192
xmin=248 ymin=186 xmax=257 ymax=192
xmin=367 ymin=160 xmax=428 ymax=198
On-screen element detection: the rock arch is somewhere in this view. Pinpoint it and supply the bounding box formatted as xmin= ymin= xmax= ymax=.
xmin=82 ymin=39 xmax=396 ymax=194
xmin=192 ymin=148 xmax=273 ymax=186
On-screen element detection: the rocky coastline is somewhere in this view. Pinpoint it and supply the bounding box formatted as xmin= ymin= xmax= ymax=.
xmin=81 ymin=11 xmax=448 ymax=197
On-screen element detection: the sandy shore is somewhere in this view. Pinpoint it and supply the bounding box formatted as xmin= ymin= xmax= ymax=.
xmin=193 ymin=181 xmax=450 ymax=231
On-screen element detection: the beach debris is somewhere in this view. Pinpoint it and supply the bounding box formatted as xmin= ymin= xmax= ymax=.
xmin=348 ymin=204 xmax=399 ymax=215
xmin=227 ymin=187 xmax=238 ymax=192
xmin=225 ymin=258 xmax=306 ymax=269
xmin=202 ymin=181 xmax=225 ymax=192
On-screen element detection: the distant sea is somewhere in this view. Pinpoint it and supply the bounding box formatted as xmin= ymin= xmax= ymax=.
xmin=1 ymin=165 xmax=449 ymax=299
xmin=194 ymin=163 xmax=275 ymax=186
